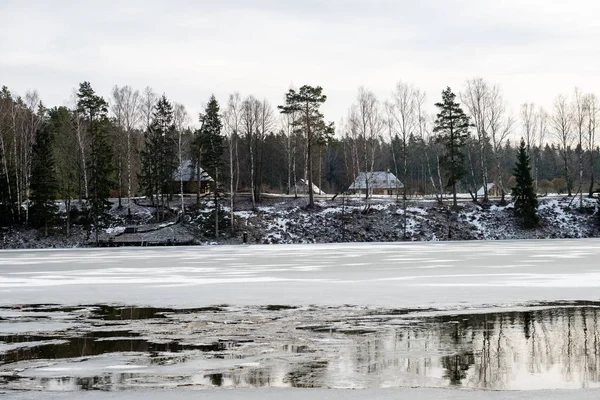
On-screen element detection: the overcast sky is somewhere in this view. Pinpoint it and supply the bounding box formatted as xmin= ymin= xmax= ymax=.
xmin=2 ymin=0 xmax=599 ymax=131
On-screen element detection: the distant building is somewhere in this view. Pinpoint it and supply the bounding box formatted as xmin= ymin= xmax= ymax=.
xmin=173 ymin=160 xmax=213 ymax=194
xmin=477 ymin=183 xmax=498 ymax=197
xmin=348 ymin=171 xmax=404 ymax=196
xmin=292 ymin=179 xmax=326 ymax=195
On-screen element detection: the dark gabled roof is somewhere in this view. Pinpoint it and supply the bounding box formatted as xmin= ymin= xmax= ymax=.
xmin=348 ymin=171 xmax=404 ymax=190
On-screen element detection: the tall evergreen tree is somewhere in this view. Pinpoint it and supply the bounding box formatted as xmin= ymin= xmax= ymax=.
xmin=433 ymin=87 xmax=471 ymax=207
xmin=278 ymin=85 xmax=334 ymax=208
xmin=30 ymin=120 xmax=58 ymax=236
xmin=512 ymin=138 xmax=539 ymax=228
xmin=77 ymin=82 xmax=114 ymax=245
xmin=199 ymin=95 xmax=224 ymax=237
xmin=139 ymin=95 xmax=176 ymax=221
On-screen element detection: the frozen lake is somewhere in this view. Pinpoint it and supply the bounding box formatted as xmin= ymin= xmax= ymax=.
xmin=1 ymin=239 xmax=600 ymax=308
xmin=2 ymin=239 xmax=600 ymax=398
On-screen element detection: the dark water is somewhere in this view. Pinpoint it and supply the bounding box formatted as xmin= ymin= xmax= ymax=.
xmin=2 ymin=304 xmax=600 ymax=391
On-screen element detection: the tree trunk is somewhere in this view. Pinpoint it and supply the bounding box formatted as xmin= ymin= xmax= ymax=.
xmin=0 ymin=133 xmax=14 ymax=220
xmin=75 ymin=116 xmax=89 ymax=199
xmin=214 ymin=169 xmax=219 ymax=238
xmin=65 ymin=198 xmax=71 ymax=236
xmin=307 ymin=105 xmax=314 ymax=207
xmin=467 ymin=146 xmax=478 ymax=202
xmin=249 ymin=133 xmax=256 ymax=209
xmin=127 ymin=131 xmax=132 ymax=216
xmin=480 ymin=140 xmax=489 ymax=202
xmin=589 ymin=148 xmax=595 ymax=197
xmin=402 ymin=137 xmax=408 ymax=238
xmin=579 ymin=145 xmax=584 ymax=209
xmin=563 ymin=153 xmax=571 ymax=197
xmin=229 ymin=135 xmax=235 ymax=234
xmin=179 ymin=131 xmax=184 ymax=219
xmin=436 ymin=154 xmax=444 ymax=203
xmin=196 ymin=153 xmax=201 ymax=207
xmin=496 ymin=153 xmax=506 ymax=204
xmin=12 ymin=110 xmax=20 ymax=221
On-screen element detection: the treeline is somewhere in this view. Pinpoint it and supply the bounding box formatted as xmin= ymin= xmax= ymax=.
xmin=0 ymin=78 xmax=598 ymax=237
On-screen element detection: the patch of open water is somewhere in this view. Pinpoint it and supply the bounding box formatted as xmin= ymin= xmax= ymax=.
xmin=2 ymin=303 xmax=600 ymax=391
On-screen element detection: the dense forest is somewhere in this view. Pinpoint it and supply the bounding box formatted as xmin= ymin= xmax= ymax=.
xmin=0 ymin=78 xmax=598 ymax=235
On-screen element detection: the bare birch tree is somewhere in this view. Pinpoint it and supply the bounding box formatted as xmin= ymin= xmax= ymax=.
xmin=349 ymin=87 xmax=383 ymax=198
xmin=521 ymin=103 xmax=538 ymax=190
xmin=535 ymin=107 xmax=548 ymax=189
xmin=388 ymin=82 xmax=420 ymax=236
xmin=573 ymin=88 xmax=586 ymax=207
xmin=223 ymin=93 xmax=242 ymax=233
xmin=111 ymin=85 xmax=141 ymax=215
xmin=550 ymin=94 xmax=574 ymax=196
xmin=487 ymin=85 xmax=514 ymax=203
xmin=22 ymin=91 xmax=43 ymax=226
xmin=462 ymin=78 xmax=491 ymax=201
xmin=584 ymin=94 xmax=598 ymax=197
xmin=241 ymin=96 xmax=260 ymax=209
xmin=68 ymin=90 xmax=89 ymax=201
xmin=173 ymin=102 xmax=190 ymax=218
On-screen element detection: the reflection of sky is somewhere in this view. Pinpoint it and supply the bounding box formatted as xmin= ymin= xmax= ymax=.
xmin=321 ymin=307 xmax=600 ymax=390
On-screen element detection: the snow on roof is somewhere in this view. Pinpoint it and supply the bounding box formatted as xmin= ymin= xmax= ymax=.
xmin=348 ymin=171 xmax=404 ymax=190
xmin=476 ymin=183 xmax=495 ymax=196
xmin=173 ymin=160 xmax=213 ymax=182
xmin=293 ymin=179 xmax=326 ymax=195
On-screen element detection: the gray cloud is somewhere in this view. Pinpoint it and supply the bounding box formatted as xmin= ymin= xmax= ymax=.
xmin=2 ymin=0 xmax=599 ymax=129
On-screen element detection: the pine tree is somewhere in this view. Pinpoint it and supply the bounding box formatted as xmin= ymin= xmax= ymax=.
xmin=77 ymin=82 xmax=114 ymax=245
xmin=278 ymin=86 xmax=334 ymax=208
xmin=512 ymin=138 xmax=539 ymax=228
xmin=30 ymin=119 xmax=58 ymax=236
xmin=433 ymin=87 xmax=471 ymax=208
xmin=199 ymin=95 xmax=224 ymax=237
xmin=139 ymin=95 xmax=176 ymax=221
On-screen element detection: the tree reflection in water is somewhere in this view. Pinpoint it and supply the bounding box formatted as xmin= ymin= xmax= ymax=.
xmin=327 ymin=306 xmax=600 ymax=390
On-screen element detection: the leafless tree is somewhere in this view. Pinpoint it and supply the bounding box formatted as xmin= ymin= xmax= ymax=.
xmin=550 ymin=94 xmax=574 ymax=196
xmin=349 ymin=87 xmax=383 ymax=198
xmin=256 ymin=99 xmax=274 ymax=203
xmin=388 ymin=82 xmax=421 ymax=236
xmin=173 ymin=102 xmax=190 ymax=218
xmin=22 ymin=91 xmax=43 ymax=226
xmin=584 ymin=94 xmax=598 ymax=197
xmin=487 ymin=85 xmax=514 ymax=203
xmin=241 ymin=95 xmax=272 ymax=209
xmin=223 ymin=93 xmax=242 ymax=233
xmin=535 ymin=107 xmax=548 ymax=189
xmin=111 ymin=85 xmax=141 ymax=215
xmin=573 ymin=88 xmax=586 ymax=207
xmin=462 ymin=78 xmax=492 ymax=202
xmin=520 ymin=103 xmax=539 ymax=189
xmin=0 ymin=88 xmax=14 ymax=220
xmin=68 ymin=90 xmax=89 ymax=201
xmin=521 ymin=103 xmax=538 ymax=151
xmin=141 ymin=87 xmax=157 ymax=130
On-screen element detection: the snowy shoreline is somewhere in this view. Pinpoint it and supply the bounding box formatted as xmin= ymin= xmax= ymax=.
xmin=1 ymin=195 xmax=599 ymax=249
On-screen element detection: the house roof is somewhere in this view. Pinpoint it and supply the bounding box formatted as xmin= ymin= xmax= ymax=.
xmin=173 ymin=160 xmax=213 ymax=182
xmin=348 ymin=171 xmax=404 ymax=190
xmin=293 ymin=179 xmax=326 ymax=195
xmin=476 ymin=183 xmax=495 ymax=196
